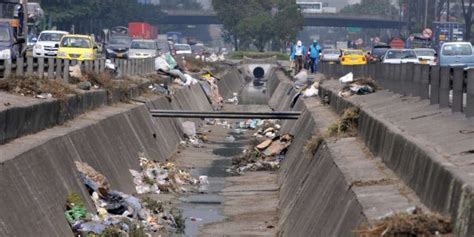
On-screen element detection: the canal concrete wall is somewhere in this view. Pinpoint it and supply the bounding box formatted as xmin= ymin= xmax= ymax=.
xmin=0 ymin=67 xmax=244 ymax=236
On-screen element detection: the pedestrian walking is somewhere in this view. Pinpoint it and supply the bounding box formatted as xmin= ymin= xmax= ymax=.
xmin=309 ymin=39 xmax=321 ymax=74
xmin=290 ymin=40 xmax=306 ymax=74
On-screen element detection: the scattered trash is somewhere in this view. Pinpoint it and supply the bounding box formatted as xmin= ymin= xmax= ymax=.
xmin=3 ymin=102 xmax=11 ymax=106
xmin=339 ymin=72 xmax=354 ymax=84
xmin=129 ymin=153 xmax=199 ymax=195
xmin=69 ymin=64 xmax=82 ymax=78
xmin=356 ymin=207 xmax=452 ymax=236
xmin=338 ymin=78 xmax=378 ymax=98
xmin=182 ymin=121 xmax=197 ymax=138
xmin=35 ymin=92 xmax=53 ymax=99
xmin=228 ymin=134 xmax=293 ymax=175
xmin=302 ymin=81 xmax=319 ymax=98
xmin=198 ymin=176 xmax=209 ymax=185
xmin=226 ymin=92 xmax=239 ymax=104
xmin=70 ymin=160 xmax=189 ymax=236
xmin=225 ymin=135 xmax=236 ymax=142
xmin=190 ymin=217 xmax=203 ymax=222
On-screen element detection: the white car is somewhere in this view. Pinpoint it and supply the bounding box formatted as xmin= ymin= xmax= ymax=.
xmin=174 ymin=43 xmax=192 ymax=55
xmin=33 ymin=30 xmax=68 ymax=58
xmin=382 ymin=49 xmax=419 ymax=64
xmin=414 ymin=48 xmax=437 ymax=65
xmin=321 ymin=49 xmax=340 ymax=63
xmin=129 ymin=39 xmax=159 ymax=59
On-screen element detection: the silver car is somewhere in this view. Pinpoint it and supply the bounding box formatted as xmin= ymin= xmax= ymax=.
xmin=321 ymin=49 xmax=340 ymax=63
xmin=129 ymin=39 xmax=159 ymax=59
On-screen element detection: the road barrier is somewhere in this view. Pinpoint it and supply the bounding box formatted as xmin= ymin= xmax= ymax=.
xmin=319 ymin=63 xmax=474 ymax=118
xmin=0 ymin=56 xmax=156 ymax=81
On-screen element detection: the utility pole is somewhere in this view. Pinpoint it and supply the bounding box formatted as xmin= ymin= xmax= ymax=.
xmin=424 ymin=0 xmax=429 ymax=28
xmin=22 ymin=0 xmax=27 ymax=37
xmin=447 ymin=0 xmax=450 ymax=21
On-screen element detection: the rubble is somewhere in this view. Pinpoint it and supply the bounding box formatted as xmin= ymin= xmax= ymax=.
xmin=69 ymin=160 xmax=189 ymax=236
xmin=228 ymin=134 xmax=293 ymax=175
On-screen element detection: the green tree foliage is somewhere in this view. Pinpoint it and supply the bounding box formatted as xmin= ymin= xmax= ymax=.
xmin=340 ymin=0 xmax=398 ymax=18
xmin=39 ymin=0 xmax=164 ymax=34
xmin=212 ymin=0 xmax=303 ymax=51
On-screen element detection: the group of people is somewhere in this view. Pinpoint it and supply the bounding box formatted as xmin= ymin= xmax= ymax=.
xmin=290 ymin=39 xmax=322 ymax=74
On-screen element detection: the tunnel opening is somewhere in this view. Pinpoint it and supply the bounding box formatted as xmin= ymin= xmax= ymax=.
xmin=253 ymin=67 xmax=265 ymax=79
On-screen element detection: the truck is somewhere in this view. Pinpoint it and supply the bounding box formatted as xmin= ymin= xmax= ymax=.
xmin=128 ymin=22 xmax=157 ymax=40
xmin=0 ymin=0 xmax=26 ymax=64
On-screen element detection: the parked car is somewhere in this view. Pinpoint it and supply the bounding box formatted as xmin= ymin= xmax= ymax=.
xmin=33 ymin=30 xmax=68 ymax=58
xmin=56 ymin=34 xmax=97 ymax=61
xmin=174 ymin=43 xmax=192 ymax=55
xmin=191 ymin=44 xmax=209 ymax=57
xmin=321 ymin=49 xmax=340 ymax=63
xmin=369 ymin=45 xmax=390 ymax=63
xmin=106 ymin=35 xmax=131 ymax=59
xmin=340 ymin=49 xmax=367 ymax=65
xmin=414 ymin=48 xmax=437 ymax=65
xmin=129 ymin=39 xmax=159 ymax=59
xmin=382 ymin=49 xmax=418 ymax=64
xmin=438 ymin=42 xmax=474 ymax=68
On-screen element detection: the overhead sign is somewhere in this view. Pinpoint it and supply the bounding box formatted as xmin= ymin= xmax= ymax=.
xmin=347 ymin=27 xmax=362 ymax=33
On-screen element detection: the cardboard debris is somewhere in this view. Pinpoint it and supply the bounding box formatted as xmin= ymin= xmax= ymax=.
xmin=256 ymin=139 xmax=273 ymax=150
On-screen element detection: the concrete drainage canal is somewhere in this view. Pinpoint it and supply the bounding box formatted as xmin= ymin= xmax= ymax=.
xmin=0 ymin=59 xmax=457 ymax=236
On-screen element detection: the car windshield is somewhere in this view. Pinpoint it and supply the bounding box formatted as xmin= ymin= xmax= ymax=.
xmin=60 ymin=37 xmax=91 ymax=48
xmin=442 ymin=44 xmax=472 ymax=56
xmin=39 ymin=33 xmax=65 ymax=42
xmin=323 ymin=50 xmax=339 ymax=55
xmin=175 ymin=44 xmax=191 ymax=51
xmin=415 ymin=49 xmax=435 ymax=57
xmin=372 ymin=47 xmax=390 ymax=56
xmin=157 ymin=41 xmax=170 ymax=52
xmin=131 ymin=41 xmax=156 ymax=50
xmin=344 ymin=50 xmax=363 ymax=56
xmin=110 ymin=37 xmax=131 ymax=45
xmin=386 ymin=50 xmax=417 ymax=59
xmin=0 ymin=26 xmax=11 ymax=42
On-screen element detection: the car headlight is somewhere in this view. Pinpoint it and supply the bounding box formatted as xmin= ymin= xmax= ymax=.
xmin=0 ymin=49 xmax=11 ymax=59
xmin=34 ymin=44 xmax=42 ymax=49
xmin=106 ymin=48 xmax=114 ymax=53
xmin=83 ymin=53 xmax=93 ymax=58
xmin=57 ymin=52 xmax=66 ymax=57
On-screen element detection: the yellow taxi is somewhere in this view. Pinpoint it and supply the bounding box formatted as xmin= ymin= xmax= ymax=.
xmin=56 ymin=34 xmax=97 ymax=61
xmin=340 ymin=49 xmax=367 ymax=65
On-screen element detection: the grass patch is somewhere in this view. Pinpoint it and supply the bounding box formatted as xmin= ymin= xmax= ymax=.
xmin=170 ymin=208 xmax=186 ymax=234
xmin=141 ymin=196 xmax=164 ymax=214
xmin=229 ymin=51 xmax=288 ymax=61
xmin=326 ymin=107 xmax=360 ymax=137
xmin=0 ymin=75 xmax=77 ymax=100
xmin=355 ymin=209 xmax=452 ymax=236
xmin=304 ymin=135 xmax=325 ymax=155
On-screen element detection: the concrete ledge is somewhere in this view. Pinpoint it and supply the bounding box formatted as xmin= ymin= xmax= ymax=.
xmin=0 ymin=80 xmax=151 ymax=146
xmin=319 ymin=79 xmax=474 ymax=235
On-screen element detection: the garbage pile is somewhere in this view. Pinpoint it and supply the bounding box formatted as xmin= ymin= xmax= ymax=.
xmin=179 ymin=121 xmax=208 ymax=148
xmin=338 ymin=73 xmax=378 ymax=98
xmin=356 ymin=207 xmax=452 ymax=236
xmin=228 ymin=134 xmax=293 ymax=175
xmin=69 ymin=161 xmax=186 ymax=236
xmin=129 ymin=155 xmax=199 ymax=194
xmin=199 ymin=71 xmax=223 ymax=110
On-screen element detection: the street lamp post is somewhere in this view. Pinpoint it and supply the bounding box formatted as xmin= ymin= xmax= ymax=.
xmin=424 ymin=0 xmax=429 ymax=28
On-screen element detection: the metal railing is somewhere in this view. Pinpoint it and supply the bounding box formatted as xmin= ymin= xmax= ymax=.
xmin=319 ymin=63 xmax=474 ymax=118
xmin=0 ymin=56 xmax=156 ymax=82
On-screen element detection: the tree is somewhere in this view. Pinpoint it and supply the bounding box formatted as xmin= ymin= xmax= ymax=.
xmin=212 ymin=0 xmax=303 ymax=51
xmin=460 ymin=0 xmax=474 ymax=41
xmin=341 ymin=0 xmax=398 ymax=18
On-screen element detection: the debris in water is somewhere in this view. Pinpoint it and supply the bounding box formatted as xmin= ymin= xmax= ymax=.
xmin=338 ymin=78 xmax=378 ymax=98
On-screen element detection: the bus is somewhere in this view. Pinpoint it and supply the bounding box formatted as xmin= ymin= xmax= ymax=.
xmin=296 ymin=0 xmax=323 ymax=14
